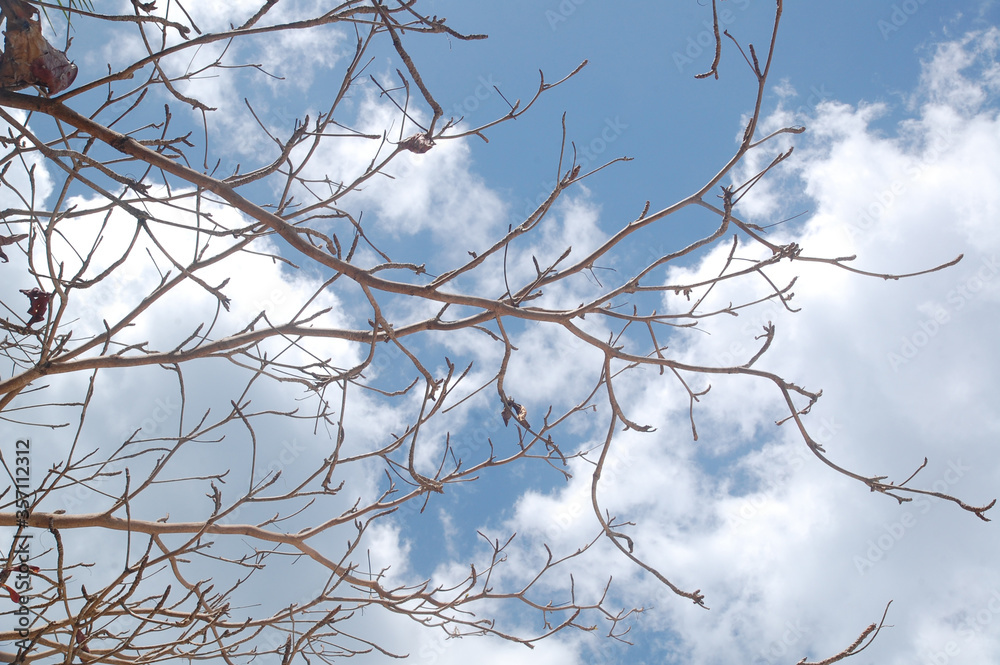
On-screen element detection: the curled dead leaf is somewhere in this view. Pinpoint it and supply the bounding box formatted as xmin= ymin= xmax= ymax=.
xmin=399 ymin=133 xmax=434 ymax=154
xmin=501 ymin=396 xmax=531 ymax=430
xmin=19 ymin=287 xmax=51 ymax=326
xmin=0 ymin=232 xmax=27 ymax=262
xmin=0 ymin=9 xmax=78 ymax=94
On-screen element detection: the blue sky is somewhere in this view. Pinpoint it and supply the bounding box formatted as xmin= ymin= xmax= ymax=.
xmin=396 ymin=1 xmax=995 ymax=223
xmin=2 ymin=1 xmax=1000 ymax=664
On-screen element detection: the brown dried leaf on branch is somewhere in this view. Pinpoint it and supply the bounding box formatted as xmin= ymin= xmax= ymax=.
xmin=0 ymin=0 xmax=78 ymax=94
xmin=502 ymin=396 xmax=531 ymax=430
xmin=0 ymin=232 xmax=27 ymax=262
xmin=398 ymin=132 xmax=435 ymax=154
xmin=19 ymin=286 xmax=51 ymax=326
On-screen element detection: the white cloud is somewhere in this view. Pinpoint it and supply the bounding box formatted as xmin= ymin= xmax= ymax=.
xmin=483 ymin=27 xmax=1000 ymax=665
xmin=7 ymin=9 xmax=1000 ymax=665
xmin=292 ymin=91 xmax=509 ymax=261
xmin=914 ymin=27 xmax=1000 ymax=111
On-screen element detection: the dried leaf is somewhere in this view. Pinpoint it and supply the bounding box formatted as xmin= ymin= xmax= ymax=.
xmin=501 ymin=397 xmax=531 ymax=430
xmin=514 ymin=403 xmax=531 ymax=429
xmin=0 ymin=232 xmax=26 ymax=262
xmin=0 ymin=14 xmax=78 ymax=94
xmin=2 ymin=584 xmax=19 ymax=604
xmin=29 ymin=47 xmax=77 ymax=93
xmin=399 ymin=133 xmax=434 ymax=154
xmin=0 ymin=0 xmax=35 ymax=21
xmin=75 ymin=629 xmax=90 ymax=652
xmin=19 ymin=287 xmax=51 ymax=326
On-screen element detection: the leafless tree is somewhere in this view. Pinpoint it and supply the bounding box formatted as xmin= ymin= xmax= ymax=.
xmin=0 ymin=1 xmax=992 ymax=663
